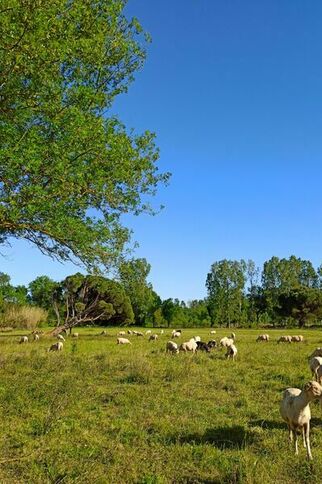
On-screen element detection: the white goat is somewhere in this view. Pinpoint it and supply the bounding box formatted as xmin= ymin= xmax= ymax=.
xmin=280 ymin=380 xmax=322 ymax=460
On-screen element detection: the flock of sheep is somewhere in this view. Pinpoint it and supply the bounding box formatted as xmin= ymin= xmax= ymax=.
xmin=15 ymin=326 xmax=322 ymax=460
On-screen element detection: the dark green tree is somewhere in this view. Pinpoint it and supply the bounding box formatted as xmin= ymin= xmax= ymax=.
xmin=277 ymin=287 xmax=322 ymax=327
xmin=0 ymin=1 xmax=169 ymax=270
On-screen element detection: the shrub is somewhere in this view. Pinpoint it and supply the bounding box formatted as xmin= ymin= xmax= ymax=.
xmin=0 ymin=305 xmax=48 ymax=329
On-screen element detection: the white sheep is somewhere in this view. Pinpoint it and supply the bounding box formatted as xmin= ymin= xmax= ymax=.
xmin=280 ymin=380 xmax=322 ymax=460
xmin=179 ymin=339 xmax=198 ymax=353
xmin=118 ymin=331 xmax=126 ymax=336
xmin=277 ymin=335 xmax=292 ymax=343
xmin=256 ymin=334 xmax=269 ymax=342
xmin=19 ymin=336 xmax=28 ymax=344
xmin=57 ymin=334 xmax=65 ymax=341
xmin=210 ymin=330 xmax=216 ymax=334
xmin=48 ymin=341 xmax=63 ymax=352
xmin=166 ymin=341 xmax=179 ymax=354
xmin=172 ymin=331 xmax=181 ymax=338
xmin=160 ymin=330 xmax=164 ymax=335
xmin=309 ymin=357 xmax=322 ymax=380
xmin=220 ymin=336 xmax=234 ymax=348
xmin=149 ymin=334 xmax=158 ymax=341
xmin=127 ymin=330 xmax=133 ymax=335
xmin=117 ymin=337 xmax=131 ymax=345
xmin=291 ymin=335 xmax=304 ymax=343
xmin=72 ymin=333 xmax=79 ymax=338
xmin=226 ymin=344 xmax=237 ymax=360
xmin=193 ymin=336 xmax=201 ymax=342
xmin=33 ymin=334 xmax=40 ymax=342
xmin=145 ymin=330 xmax=152 ymax=335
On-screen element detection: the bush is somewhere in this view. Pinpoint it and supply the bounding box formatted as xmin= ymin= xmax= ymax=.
xmin=0 ymin=305 xmax=48 ymax=329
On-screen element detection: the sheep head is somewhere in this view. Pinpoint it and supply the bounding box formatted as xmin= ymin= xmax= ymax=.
xmin=304 ymin=381 xmax=322 ymax=397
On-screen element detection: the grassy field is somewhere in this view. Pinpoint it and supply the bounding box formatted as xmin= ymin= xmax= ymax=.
xmin=0 ymin=327 xmax=322 ymax=483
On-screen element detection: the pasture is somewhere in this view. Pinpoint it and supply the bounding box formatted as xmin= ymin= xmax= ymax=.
xmin=0 ymin=328 xmax=322 ymax=483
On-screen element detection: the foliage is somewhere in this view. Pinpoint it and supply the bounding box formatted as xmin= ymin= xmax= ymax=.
xmin=277 ymin=287 xmax=322 ymax=327
xmin=0 ymin=304 xmax=47 ymax=329
xmin=60 ymin=273 xmax=134 ymax=328
xmin=0 ymin=0 xmax=169 ymax=269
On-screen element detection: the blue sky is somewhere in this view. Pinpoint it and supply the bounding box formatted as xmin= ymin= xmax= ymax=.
xmin=3 ymin=0 xmax=322 ymax=300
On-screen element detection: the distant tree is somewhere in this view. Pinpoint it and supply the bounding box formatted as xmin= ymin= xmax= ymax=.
xmin=276 ymin=287 xmax=322 ymax=327
xmin=0 ymin=1 xmax=169 ymax=270
xmin=29 ymin=276 xmax=58 ymax=310
xmin=206 ymin=260 xmax=246 ymax=327
xmin=117 ymin=258 xmax=157 ymax=325
xmin=187 ymin=300 xmax=211 ymax=327
xmin=59 ymin=274 xmax=133 ymax=330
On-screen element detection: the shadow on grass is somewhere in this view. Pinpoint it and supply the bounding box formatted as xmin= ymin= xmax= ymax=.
xmin=249 ymin=419 xmax=285 ymax=430
xmin=167 ymin=425 xmax=254 ymax=449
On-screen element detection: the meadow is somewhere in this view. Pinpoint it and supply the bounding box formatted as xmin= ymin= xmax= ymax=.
xmin=0 ymin=327 xmax=322 ymax=483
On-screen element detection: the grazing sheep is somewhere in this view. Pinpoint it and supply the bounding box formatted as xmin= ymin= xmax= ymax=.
xmin=226 ymin=344 xmax=237 ymax=360
xmin=33 ymin=334 xmax=40 ymax=341
xmin=49 ymin=341 xmax=63 ymax=352
xmin=309 ymin=348 xmax=322 ymax=359
xmin=207 ymin=339 xmax=217 ymax=348
xmin=256 ymin=334 xmax=269 ymax=342
xmin=309 ymin=357 xmax=322 ymax=380
xmin=127 ymin=330 xmax=133 ymax=335
xmin=193 ymin=336 xmax=201 ymax=342
xmin=145 ymin=330 xmax=152 ymax=335
xmin=220 ymin=335 xmax=234 ymax=348
xmin=172 ymin=331 xmax=181 ymax=338
xmin=57 ymin=334 xmax=65 ymax=342
xmin=149 ymin=334 xmax=158 ymax=341
xmin=179 ymin=339 xmax=198 ymax=353
xmin=210 ymin=330 xmax=216 ymax=334
xmin=136 ymin=332 xmax=144 ymax=337
xmin=19 ymin=336 xmax=28 ymax=344
xmin=292 ymin=335 xmax=303 ymax=343
xmin=278 ymin=335 xmax=292 ymax=343
xmin=160 ymin=330 xmax=164 ymax=335
xmin=166 ymin=341 xmax=179 ymax=354
xmin=118 ymin=331 xmax=126 ymax=336
xmin=72 ymin=333 xmax=79 ymax=338
xmin=280 ymin=380 xmax=322 ymax=460
xmin=117 ymin=337 xmax=131 ymax=345
xmin=100 ymin=330 xmax=107 ymax=336
xmin=196 ymin=341 xmax=211 ymax=352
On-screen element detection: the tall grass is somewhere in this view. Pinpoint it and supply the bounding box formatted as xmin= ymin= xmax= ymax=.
xmin=0 ymin=305 xmax=48 ymax=329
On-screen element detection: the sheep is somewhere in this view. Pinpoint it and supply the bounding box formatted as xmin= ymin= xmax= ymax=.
xmin=277 ymin=335 xmax=292 ymax=343
xmin=210 ymin=330 xmax=216 ymax=334
xmin=127 ymin=330 xmax=133 ymax=335
xmin=220 ymin=337 xmax=234 ymax=348
xmin=292 ymin=335 xmax=303 ymax=343
xmin=72 ymin=333 xmax=79 ymax=338
xmin=48 ymin=341 xmax=63 ymax=352
xmin=166 ymin=341 xmax=179 ymax=354
xmin=280 ymin=380 xmax=322 ymax=460
xmin=309 ymin=348 xmax=322 ymax=359
xmin=136 ymin=332 xmax=144 ymax=337
xmin=57 ymin=334 xmax=65 ymax=342
xmin=226 ymin=344 xmax=237 ymax=360
xmin=179 ymin=339 xmax=198 ymax=353
xmin=19 ymin=336 xmax=28 ymax=344
xmin=193 ymin=336 xmax=201 ymax=342
xmin=160 ymin=330 xmax=164 ymax=334
xmin=172 ymin=331 xmax=181 ymax=338
xmin=100 ymin=330 xmax=107 ymax=336
xmin=309 ymin=357 xmax=322 ymax=380
xmin=33 ymin=334 xmax=40 ymax=342
xmin=149 ymin=334 xmax=158 ymax=341
xmin=196 ymin=341 xmax=211 ymax=353
xmin=117 ymin=337 xmax=131 ymax=345
xmin=145 ymin=330 xmax=152 ymax=335
xmin=207 ymin=339 xmax=217 ymax=348
xmin=256 ymin=334 xmax=269 ymax=342
xmin=171 ymin=329 xmax=182 ymax=337
xmin=118 ymin=331 xmax=126 ymax=336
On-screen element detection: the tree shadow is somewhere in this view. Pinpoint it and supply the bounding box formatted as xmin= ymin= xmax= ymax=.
xmin=167 ymin=425 xmax=254 ymax=449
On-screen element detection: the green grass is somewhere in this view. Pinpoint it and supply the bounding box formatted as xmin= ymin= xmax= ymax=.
xmin=0 ymin=327 xmax=322 ymax=483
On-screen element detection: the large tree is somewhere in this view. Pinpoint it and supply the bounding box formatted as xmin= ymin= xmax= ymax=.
xmin=0 ymin=1 xmax=169 ymax=269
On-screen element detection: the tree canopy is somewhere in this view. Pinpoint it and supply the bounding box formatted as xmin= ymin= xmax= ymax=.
xmin=0 ymin=0 xmax=169 ymax=270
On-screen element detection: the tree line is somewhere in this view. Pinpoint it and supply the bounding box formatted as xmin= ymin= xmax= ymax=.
xmin=1 ymin=255 xmax=322 ymax=329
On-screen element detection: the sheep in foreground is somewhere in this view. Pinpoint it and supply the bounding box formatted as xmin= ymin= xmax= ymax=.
xmin=256 ymin=334 xmax=269 ymax=342
xmin=193 ymin=336 xmax=201 ymax=342
xmin=280 ymin=380 xmax=322 ymax=460
xmin=220 ymin=333 xmax=235 ymax=348
xmin=309 ymin=357 xmax=322 ymax=380
xmin=309 ymin=348 xmax=322 ymax=359
xmin=149 ymin=334 xmax=158 ymax=341
xmin=117 ymin=337 xmax=131 ymax=345
xmin=278 ymin=335 xmax=292 ymax=343
xmin=226 ymin=344 xmax=237 ymax=360
xmin=19 ymin=336 xmax=28 ymax=344
xmin=48 ymin=342 xmax=63 ymax=352
xmin=57 ymin=334 xmax=65 ymax=342
xmin=179 ymin=339 xmax=198 ymax=353
xmin=166 ymin=341 xmax=179 ymax=354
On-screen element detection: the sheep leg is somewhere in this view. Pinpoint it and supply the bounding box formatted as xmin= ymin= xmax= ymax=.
xmin=288 ymin=425 xmax=293 ymax=443
xmin=302 ymin=427 xmax=306 ymax=448
xmin=294 ymin=431 xmax=298 ymax=455
xmin=304 ymin=422 xmax=312 ymax=461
